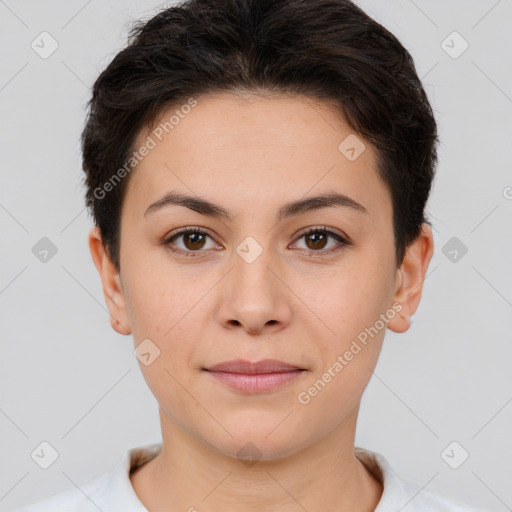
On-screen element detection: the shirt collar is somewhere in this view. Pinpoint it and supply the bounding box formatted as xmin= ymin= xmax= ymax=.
xmin=98 ymin=442 xmax=162 ymax=511
xmin=354 ymin=446 xmax=412 ymax=510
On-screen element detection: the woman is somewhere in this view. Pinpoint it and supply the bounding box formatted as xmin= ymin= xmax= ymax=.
xmin=18 ymin=0 xmax=486 ymax=510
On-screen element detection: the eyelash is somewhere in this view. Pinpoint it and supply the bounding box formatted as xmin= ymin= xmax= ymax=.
xmin=163 ymin=226 xmax=350 ymax=259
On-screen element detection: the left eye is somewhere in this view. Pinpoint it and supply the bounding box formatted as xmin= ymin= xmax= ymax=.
xmin=291 ymin=227 xmax=349 ymax=254
xmin=164 ymin=227 xmax=349 ymax=258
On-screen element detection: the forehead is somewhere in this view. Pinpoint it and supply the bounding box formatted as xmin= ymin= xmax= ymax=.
xmin=125 ymin=92 xmax=391 ymax=225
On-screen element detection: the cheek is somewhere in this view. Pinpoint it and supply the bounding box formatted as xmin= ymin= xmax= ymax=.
xmin=127 ymin=285 xmax=202 ymax=424
xmin=123 ymin=267 xmax=211 ymax=388
xmin=122 ymin=256 xmax=204 ymax=339
xmin=303 ymin=264 xmax=386 ymax=333
xmin=297 ymin=280 xmax=389 ymax=421
xmin=302 ymin=257 xmax=393 ymax=380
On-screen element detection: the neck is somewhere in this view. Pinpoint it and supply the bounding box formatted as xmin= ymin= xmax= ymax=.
xmin=130 ymin=409 xmax=383 ymax=512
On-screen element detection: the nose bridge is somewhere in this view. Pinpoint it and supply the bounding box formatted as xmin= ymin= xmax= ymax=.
xmin=217 ymin=235 xmax=291 ymax=334
xmin=231 ymin=236 xmax=278 ymax=301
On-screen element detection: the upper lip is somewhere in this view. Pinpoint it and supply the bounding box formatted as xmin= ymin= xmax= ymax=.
xmin=204 ymin=359 xmax=305 ymax=374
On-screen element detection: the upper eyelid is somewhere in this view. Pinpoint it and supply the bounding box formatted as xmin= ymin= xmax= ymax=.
xmin=167 ymin=226 xmax=217 ymax=239
xmin=295 ymin=226 xmax=347 ymax=239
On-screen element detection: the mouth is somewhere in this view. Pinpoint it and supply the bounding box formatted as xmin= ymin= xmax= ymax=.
xmin=202 ymin=359 xmax=307 ymax=393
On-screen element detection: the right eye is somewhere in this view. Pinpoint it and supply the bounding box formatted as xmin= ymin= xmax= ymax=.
xmin=163 ymin=227 xmax=222 ymax=258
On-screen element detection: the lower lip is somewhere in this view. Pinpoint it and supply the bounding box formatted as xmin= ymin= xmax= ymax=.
xmin=205 ymin=370 xmax=305 ymax=393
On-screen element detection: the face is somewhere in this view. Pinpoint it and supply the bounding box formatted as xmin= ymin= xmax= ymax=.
xmin=89 ymin=92 xmax=433 ymax=461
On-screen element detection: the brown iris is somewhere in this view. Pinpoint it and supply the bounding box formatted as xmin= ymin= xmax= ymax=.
xmin=183 ymin=232 xmax=207 ymax=250
xmin=305 ymin=231 xmax=328 ymax=250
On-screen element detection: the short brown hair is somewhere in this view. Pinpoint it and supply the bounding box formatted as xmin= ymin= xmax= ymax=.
xmin=81 ymin=0 xmax=438 ymax=271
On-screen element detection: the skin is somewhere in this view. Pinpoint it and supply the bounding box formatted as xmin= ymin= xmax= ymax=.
xmin=89 ymin=91 xmax=434 ymax=512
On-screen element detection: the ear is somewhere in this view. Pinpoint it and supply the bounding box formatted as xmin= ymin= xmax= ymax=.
xmin=387 ymin=223 xmax=434 ymax=334
xmin=88 ymin=226 xmax=132 ymax=336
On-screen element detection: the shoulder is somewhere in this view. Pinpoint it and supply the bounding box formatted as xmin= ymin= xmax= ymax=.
xmin=14 ymin=443 xmax=161 ymax=512
xmin=354 ymin=446 xmax=489 ymax=512
xmin=398 ymin=479 xmax=488 ymax=512
xmin=14 ymin=473 xmax=111 ymax=512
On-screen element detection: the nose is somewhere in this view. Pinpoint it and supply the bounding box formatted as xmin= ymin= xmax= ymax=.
xmin=216 ymin=245 xmax=292 ymax=336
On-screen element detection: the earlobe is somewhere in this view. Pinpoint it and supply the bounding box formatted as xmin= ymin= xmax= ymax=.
xmin=387 ymin=223 xmax=434 ymax=334
xmin=110 ymin=315 xmax=132 ymax=336
xmin=392 ymin=309 xmax=411 ymax=333
xmin=88 ymin=226 xmax=132 ymax=336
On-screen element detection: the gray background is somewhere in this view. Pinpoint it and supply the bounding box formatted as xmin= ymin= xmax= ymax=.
xmin=1 ymin=0 xmax=511 ymax=510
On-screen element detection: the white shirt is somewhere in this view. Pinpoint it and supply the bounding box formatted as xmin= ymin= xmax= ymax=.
xmin=16 ymin=443 xmax=487 ymax=511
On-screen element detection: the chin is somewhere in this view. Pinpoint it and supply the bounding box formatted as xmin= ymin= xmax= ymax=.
xmin=201 ymin=419 xmax=312 ymax=463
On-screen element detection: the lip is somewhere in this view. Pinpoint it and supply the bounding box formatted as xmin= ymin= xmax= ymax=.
xmin=203 ymin=359 xmax=307 ymax=393
xmin=204 ymin=358 xmax=305 ymax=373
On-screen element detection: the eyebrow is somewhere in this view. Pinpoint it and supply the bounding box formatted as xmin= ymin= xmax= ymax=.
xmin=144 ymin=190 xmax=368 ymax=221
